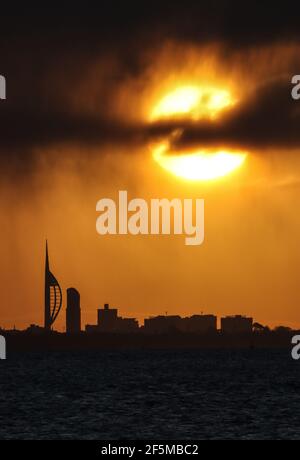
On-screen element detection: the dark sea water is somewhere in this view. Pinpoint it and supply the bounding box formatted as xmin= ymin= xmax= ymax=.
xmin=1 ymin=349 xmax=300 ymax=440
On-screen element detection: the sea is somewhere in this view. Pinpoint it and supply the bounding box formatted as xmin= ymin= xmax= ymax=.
xmin=0 ymin=349 xmax=300 ymax=440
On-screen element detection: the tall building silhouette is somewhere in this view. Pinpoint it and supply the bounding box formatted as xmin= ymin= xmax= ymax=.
xmin=66 ymin=288 xmax=81 ymax=334
xmin=44 ymin=241 xmax=62 ymax=330
xmin=97 ymin=303 xmax=118 ymax=329
xmin=86 ymin=303 xmax=139 ymax=333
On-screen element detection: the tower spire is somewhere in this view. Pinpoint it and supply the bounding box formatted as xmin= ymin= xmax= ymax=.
xmin=44 ymin=240 xmax=62 ymax=331
xmin=44 ymin=240 xmax=51 ymax=329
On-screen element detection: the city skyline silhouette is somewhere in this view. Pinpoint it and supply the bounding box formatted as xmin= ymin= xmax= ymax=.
xmin=0 ymin=241 xmax=296 ymax=344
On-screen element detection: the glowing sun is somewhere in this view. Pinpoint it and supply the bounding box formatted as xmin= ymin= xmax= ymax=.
xmin=150 ymin=85 xmax=247 ymax=181
xmin=150 ymin=85 xmax=234 ymax=121
xmin=153 ymin=143 xmax=247 ymax=181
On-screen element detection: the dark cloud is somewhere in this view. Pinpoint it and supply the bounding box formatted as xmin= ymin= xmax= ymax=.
xmin=2 ymin=2 xmax=300 ymax=47
xmin=1 ymin=75 xmax=300 ymax=167
xmin=151 ymin=77 xmax=300 ymax=152
xmin=1 ymin=2 xmax=300 ymax=172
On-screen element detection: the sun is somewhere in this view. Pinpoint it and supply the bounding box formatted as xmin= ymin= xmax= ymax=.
xmin=150 ymin=85 xmax=234 ymax=121
xmin=150 ymin=84 xmax=247 ymax=181
xmin=153 ymin=143 xmax=247 ymax=181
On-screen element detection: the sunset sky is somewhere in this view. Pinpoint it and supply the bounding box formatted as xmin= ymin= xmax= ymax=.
xmin=1 ymin=3 xmax=300 ymax=330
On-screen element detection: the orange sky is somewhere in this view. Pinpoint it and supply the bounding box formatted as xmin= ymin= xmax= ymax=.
xmin=0 ymin=143 xmax=300 ymax=331
xmin=1 ymin=43 xmax=300 ymax=331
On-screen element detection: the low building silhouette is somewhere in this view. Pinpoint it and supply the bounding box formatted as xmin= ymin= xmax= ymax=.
xmin=183 ymin=315 xmax=217 ymax=333
xmin=221 ymin=315 xmax=253 ymax=334
xmin=66 ymin=288 xmax=81 ymax=334
xmin=144 ymin=315 xmax=182 ymax=334
xmin=115 ymin=317 xmax=140 ymax=333
xmin=86 ymin=303 xmax=139 ymax=333
xmin=144 ymin=314 xmax=217 ymax=334
xmin=25 ymin=324 xmax=45 ymax=335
